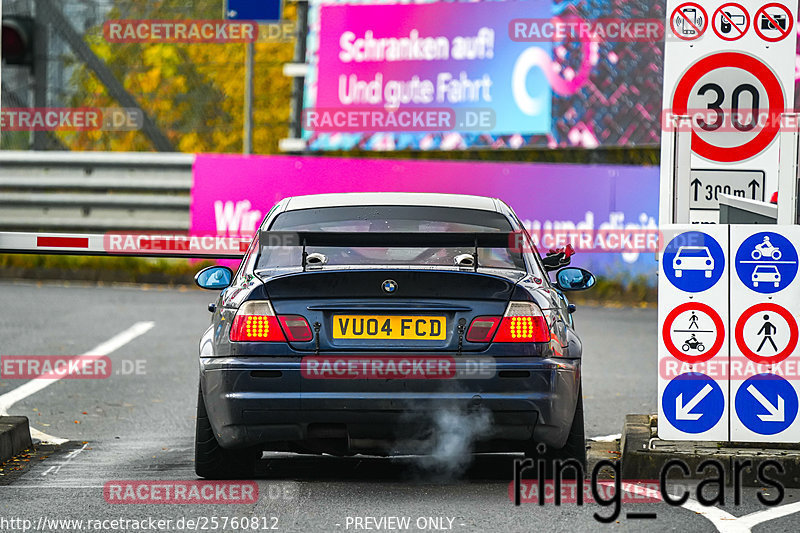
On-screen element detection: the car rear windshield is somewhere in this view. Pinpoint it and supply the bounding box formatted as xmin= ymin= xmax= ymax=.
xmin=256 ymin=205 xmax=525 ymax=270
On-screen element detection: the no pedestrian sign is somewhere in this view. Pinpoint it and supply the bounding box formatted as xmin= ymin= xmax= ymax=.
xmin=734 ymin=303 xmax=798 ymax=364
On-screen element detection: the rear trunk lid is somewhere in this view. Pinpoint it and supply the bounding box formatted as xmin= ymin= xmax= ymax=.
xmin=265 ymin=269 xmax=519 ymax=352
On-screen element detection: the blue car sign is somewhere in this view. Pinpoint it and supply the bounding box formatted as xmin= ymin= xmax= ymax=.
xmin=663 ymin=231 xmax=726 ymax=292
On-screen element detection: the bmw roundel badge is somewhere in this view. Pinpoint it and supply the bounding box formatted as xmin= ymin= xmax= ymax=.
xmin=382 ymin=279 xmax=398 ymax=294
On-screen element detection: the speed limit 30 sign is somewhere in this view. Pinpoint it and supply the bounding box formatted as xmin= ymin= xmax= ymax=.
xmin=671 ymin=52 xmax=784 ymax=163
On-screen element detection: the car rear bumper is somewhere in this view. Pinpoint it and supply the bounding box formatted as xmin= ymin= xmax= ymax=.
xmin=199 ymin=356 xmax=580 ymax=453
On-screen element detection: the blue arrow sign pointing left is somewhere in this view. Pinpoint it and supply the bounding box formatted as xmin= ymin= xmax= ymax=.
xmin=662 ymin=373 xmax=725 ymax=433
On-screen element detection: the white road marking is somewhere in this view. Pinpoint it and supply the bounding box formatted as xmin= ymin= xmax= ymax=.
xmin=590 ymin=433 xmax=621 ymax=442
xmin=0 ymin=321 xmax=155 ymax=444
xmin=0 ymin=486 xmax=108 ymax=489
xmin=29 ymin=427 xmax=68 ymax=445
xmin=41 ymin=443 xmax=88 ymax=476
xmin=735 ymin=501 xmax=800 ymax=529
xmin=621 ymin=480 xmax=800 ymax=532
xmin=679 ymin=497 xmax=743 ymax=533
xmin=621 ymin=482 xmax=739 ymax=531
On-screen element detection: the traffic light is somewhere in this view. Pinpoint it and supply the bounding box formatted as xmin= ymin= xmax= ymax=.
xmin=2 ymin=15 xmax=35 ymax=67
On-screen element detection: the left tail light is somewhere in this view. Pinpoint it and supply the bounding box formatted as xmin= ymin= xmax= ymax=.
xmin=230 ymin=301 xmax=286 ymax=342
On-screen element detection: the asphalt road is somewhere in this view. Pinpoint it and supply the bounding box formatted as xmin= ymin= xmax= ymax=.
xmin=0 ymin=280 xmax=799 ymax=533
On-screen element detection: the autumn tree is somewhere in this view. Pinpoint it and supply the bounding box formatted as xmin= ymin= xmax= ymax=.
xmin=60 ymin=0 xmax=295 ymax=153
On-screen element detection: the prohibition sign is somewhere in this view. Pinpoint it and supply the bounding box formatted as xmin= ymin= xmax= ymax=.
xmin=712 ymin=3 xmax=749 ymax=41
xmin=663 ymin=302 xmax=725 ymax=363
xmin=735 ymin=303 xmax=798 ymax=364
xmin=754 ymin=3 xmax=794 ymax=43
xmin=672 ymin=52 xmax=785 ymax=163
xmin=670 ymin=3 xmax=709 ymax=41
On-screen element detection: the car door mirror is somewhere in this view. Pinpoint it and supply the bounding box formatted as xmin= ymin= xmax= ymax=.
xmin=555 ymin=267 xmax=596 ymax=291
xmin=195 ymin=266 xmax=233 ymax=290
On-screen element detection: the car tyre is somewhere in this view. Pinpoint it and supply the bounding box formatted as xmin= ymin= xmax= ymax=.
xmin=524 ymin=385 xmax=586 ymax=474
xmin=675 ymin=270 xmax=682 ymax=278
xmin=195 ymin=385 xmax=259 ymax=479
xmin=705 ymin=271 xmax=712 ymax=278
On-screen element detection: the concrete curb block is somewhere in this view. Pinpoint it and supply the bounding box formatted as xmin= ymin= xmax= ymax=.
xmin=0 ymin=417 xmax=34 ymax=464
xmin=621 ymin=414 xmax=800 ymax=487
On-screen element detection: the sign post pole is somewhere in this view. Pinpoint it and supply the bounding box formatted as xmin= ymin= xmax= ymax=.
xmin=673 ymin=116 xmax=693 ymax=225
xmin=777 ymin=113 xmax=799 ymax=225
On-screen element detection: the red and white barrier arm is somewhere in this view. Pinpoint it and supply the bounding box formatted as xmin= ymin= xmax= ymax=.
xmin=0 ymin=231 xmax=248 ymax=259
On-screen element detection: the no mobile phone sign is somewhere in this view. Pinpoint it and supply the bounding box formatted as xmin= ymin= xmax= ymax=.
xmin=670 ymin=2 xmax=709 ymax=41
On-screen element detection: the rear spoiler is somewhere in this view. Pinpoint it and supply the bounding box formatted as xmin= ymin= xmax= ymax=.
xmin=0 ymin=231 xmax=248 ymax=259
xmin=259 ymin=231 xmax=527 ymax=272
xmin=259 ymin=231 xmax=517 ymax=248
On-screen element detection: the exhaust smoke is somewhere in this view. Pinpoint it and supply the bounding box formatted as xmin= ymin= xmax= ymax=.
xmin=412 ymin=406 xmax=494 ymax=478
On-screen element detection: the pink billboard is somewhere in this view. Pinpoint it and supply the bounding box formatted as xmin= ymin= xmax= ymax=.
xmin=303 ymin=0 xmax=665 ymax=150
xmin=190 ymin=154 xmax=659 ymax=277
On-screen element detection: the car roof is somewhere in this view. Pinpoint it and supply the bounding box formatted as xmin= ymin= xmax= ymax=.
xmin=283 ymin=192 xmax=501 ymax=212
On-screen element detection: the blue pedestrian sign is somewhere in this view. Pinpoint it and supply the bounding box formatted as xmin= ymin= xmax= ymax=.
xmin=663 ymin=231 xmax=726 ymax=292
xmin=734 ymin=232 xmax=798 ymax=294
xmin=662 ymin=373 xmax=725 ymax=433
xmin=225 ymin=0 xmax=282 ymax=22
xmin=735 ymin=374 xmax=798 ymax=435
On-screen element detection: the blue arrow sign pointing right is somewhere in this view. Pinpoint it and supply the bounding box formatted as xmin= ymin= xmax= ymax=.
xmin=735 ymin=374 xmax=798 ymax=435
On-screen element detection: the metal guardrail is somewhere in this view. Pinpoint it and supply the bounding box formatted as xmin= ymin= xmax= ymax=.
xmin=0 ymin=151 xmax=194 ymax=231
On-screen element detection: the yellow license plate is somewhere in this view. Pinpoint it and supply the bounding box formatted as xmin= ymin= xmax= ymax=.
xmin=333 ymin=315 xmax=446 ymax=340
